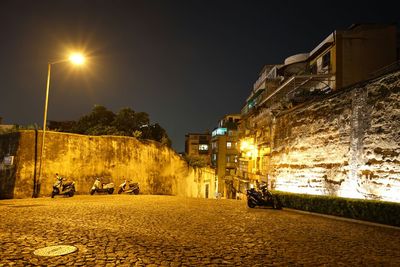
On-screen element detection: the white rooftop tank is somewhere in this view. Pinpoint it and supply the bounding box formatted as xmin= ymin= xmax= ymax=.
xmin=284 ymin=53 xmax=309 ymax=65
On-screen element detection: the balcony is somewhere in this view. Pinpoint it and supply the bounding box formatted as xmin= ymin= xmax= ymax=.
xmin=259 ymin=74 xmax=335 ymax=109
xmin=253 ymin=65 xmax=282 ymax=91
xmin=226 ymin=162 xmax=237 ymax=169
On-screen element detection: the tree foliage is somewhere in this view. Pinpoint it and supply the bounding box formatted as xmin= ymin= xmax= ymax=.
xmin=53 ymin=105 xmax=171 ymax=147
xmin=182 ymin=154 xmax=208 ymax=168
xmin=73 ymin=105 xmax=116 ymax=134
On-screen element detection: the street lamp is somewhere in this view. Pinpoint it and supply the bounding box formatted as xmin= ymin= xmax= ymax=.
xmin=34 ymin=53 xmax=85 ymax=198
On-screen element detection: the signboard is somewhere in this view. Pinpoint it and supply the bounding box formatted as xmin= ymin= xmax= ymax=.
xmin=3 ymin=156 xmax=14 ymax=165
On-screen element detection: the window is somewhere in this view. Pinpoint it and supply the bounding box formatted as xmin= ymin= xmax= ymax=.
xmin=322 ymin=51 xmax=330 ymax=69
xmin=310 ymin=63 xmax=317 ymax=74
xmin=199 ymin=136 xmax=208 ymax=142
xmin=212 ymin=128 xmax=227 ymax=136
xmin=227 ymin=142 xmax=232 ymax=149
xmin=199 ymin=144 xmax=209 ymax=151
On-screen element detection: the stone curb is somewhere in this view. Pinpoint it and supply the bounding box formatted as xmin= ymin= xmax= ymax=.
xmin=284 ymin=208 xmax=400 ymax=231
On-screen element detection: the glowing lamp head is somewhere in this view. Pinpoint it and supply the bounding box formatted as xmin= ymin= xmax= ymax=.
xmin=240 ymin=140 xmax=249 ymax=151
xmin=69 ymin=53 xmax=85 ymax=65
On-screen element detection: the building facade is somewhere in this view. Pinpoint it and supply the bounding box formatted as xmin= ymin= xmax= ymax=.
xmin=211 ymin=114 xmax=241 ymax=199
xmin=238 ymin=23 xmax=399 ymax=189
xmin=184 ymin=132 xmax=211 ymax=165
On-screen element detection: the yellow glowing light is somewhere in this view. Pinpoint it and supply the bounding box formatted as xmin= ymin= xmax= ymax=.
xmin=240 ymin=138 xmax=258 ymax=158
xmin=252 ymin=147 xmax=258 ymax=158
xmin=69 ymin=53 xmax=85 ymax=65
xmin=240 ymin=140 xmax=250 ymax=151
xmin=240 ymin=138 xmax=254 ymax=151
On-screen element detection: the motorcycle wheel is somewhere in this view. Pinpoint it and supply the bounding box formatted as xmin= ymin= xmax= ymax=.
xmin=108 ymin=188 xmax=114 ymax=194
xmin=133 ymin=188 xmax=139 ymax=195
xmin=51 ymin=188 xmax=59 ymax=198
xmin=68 ymin=190 xmax=75 ymax=197
xmin=247 ymin=199 xmax=256 ymax=208
xmin=118 ymin=188 xmax=123 ymax=194
xmin=90 ymin=189 xmax=96 ymax=195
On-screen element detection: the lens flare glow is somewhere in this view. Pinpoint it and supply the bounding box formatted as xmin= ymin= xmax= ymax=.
xmin=69 ymin=53 xmax=85 ymax=65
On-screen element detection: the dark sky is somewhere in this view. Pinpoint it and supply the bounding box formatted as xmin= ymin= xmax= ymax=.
xmin=1 ymin=0 xmax=399 ymax=152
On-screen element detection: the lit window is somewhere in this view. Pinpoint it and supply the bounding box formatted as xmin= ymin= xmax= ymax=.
xmin=227 ymin=142 xmax=232 ymax=149
xmin=212 ymin=128 xmax=227 ymax=136
xmin=199 ymin=144 xmax=209 ymax=151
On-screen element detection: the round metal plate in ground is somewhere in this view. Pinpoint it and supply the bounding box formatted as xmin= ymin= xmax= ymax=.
xmin=33 ymin=245 xmax=77 ymax=257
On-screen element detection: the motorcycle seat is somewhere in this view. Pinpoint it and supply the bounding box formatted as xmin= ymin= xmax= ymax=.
xmin=63 ymin=181 xmax=74 ymax=186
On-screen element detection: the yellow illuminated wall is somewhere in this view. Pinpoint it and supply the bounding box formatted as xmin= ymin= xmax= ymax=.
xmin=268 ymin=71 xmax=400 ymax=202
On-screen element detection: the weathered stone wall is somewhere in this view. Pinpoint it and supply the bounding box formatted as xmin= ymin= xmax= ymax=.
xmin=270 ymin=71 xmax=400 ymax=202
xmin=0 ymin=131 xmax=216 ymax=199
xmin=0 ymin=132 xmax=23 ymax=198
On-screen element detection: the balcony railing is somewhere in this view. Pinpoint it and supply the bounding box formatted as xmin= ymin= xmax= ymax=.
xmin=226 ymin=162 xmax=237 ymax=169
xmin=259 ymin=74 xmax=335 ymax=108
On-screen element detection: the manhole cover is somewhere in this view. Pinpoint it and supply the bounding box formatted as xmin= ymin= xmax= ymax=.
xmin=33 ymin=245 xmax=77 ymax=257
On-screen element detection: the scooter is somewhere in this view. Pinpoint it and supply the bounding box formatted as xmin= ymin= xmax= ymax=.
xmin=51 ymin=176 xmax=76 ymax=198
xmin=118 ymin=180 xmax=140 ymax=195
xmin=246 ymin=183 xmax=282 ymax=209
xmin=90 ymin=178 xmax=115 ymax=195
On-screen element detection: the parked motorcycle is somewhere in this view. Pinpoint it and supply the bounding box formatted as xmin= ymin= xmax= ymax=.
xmin=246 ymin=183 xmax=282 ymax=209
xmin=90 ymin=178 xmax=115 ymax=195
xmin=118 ymin=180 xmax=140 ymax=195
xmin=51 ymin=176 xmax=76 ymax=198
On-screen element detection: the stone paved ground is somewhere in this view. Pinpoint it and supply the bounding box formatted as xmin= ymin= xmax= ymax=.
xmin=0 ymin=195 xmax=399 ymax=266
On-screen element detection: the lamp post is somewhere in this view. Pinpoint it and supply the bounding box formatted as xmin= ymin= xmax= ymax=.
xmin=34 ymin=53 xmax=85 ymax=198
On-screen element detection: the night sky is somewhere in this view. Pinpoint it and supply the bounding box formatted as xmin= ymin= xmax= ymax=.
xmin=1 ymin=0 xmax=399 ymax=152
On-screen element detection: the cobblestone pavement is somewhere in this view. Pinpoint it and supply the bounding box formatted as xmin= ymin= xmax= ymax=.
xmin=0 ymin=195 xmax=400 ymax=266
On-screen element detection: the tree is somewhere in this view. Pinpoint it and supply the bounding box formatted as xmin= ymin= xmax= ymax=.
xmin=182 ymin=154 xmax=208 ymax=168
xmin=60 ymin=105 xmax=171 ymax=146
xmin=141 ymin=123 xmax=171 ymax=147
xmin=112 ymin=108 xmax=150 ymax=136
xmin=112 ymin=107 xmax=136 ymax=136
xmin=73 ymin=105 xmax=116 ymax=135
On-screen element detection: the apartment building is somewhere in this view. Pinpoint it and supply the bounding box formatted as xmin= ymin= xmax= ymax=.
xmin=239 ymin=23 xmax=398 ymax=189
xmin=184 ymin=132 xmax=211 ymax=165
xmin=211 ymin=114 xmax=241 ymax=198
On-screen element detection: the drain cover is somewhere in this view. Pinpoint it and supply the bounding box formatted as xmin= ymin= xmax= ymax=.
xmin=34 ymin=245 xmax=77 ymax=257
